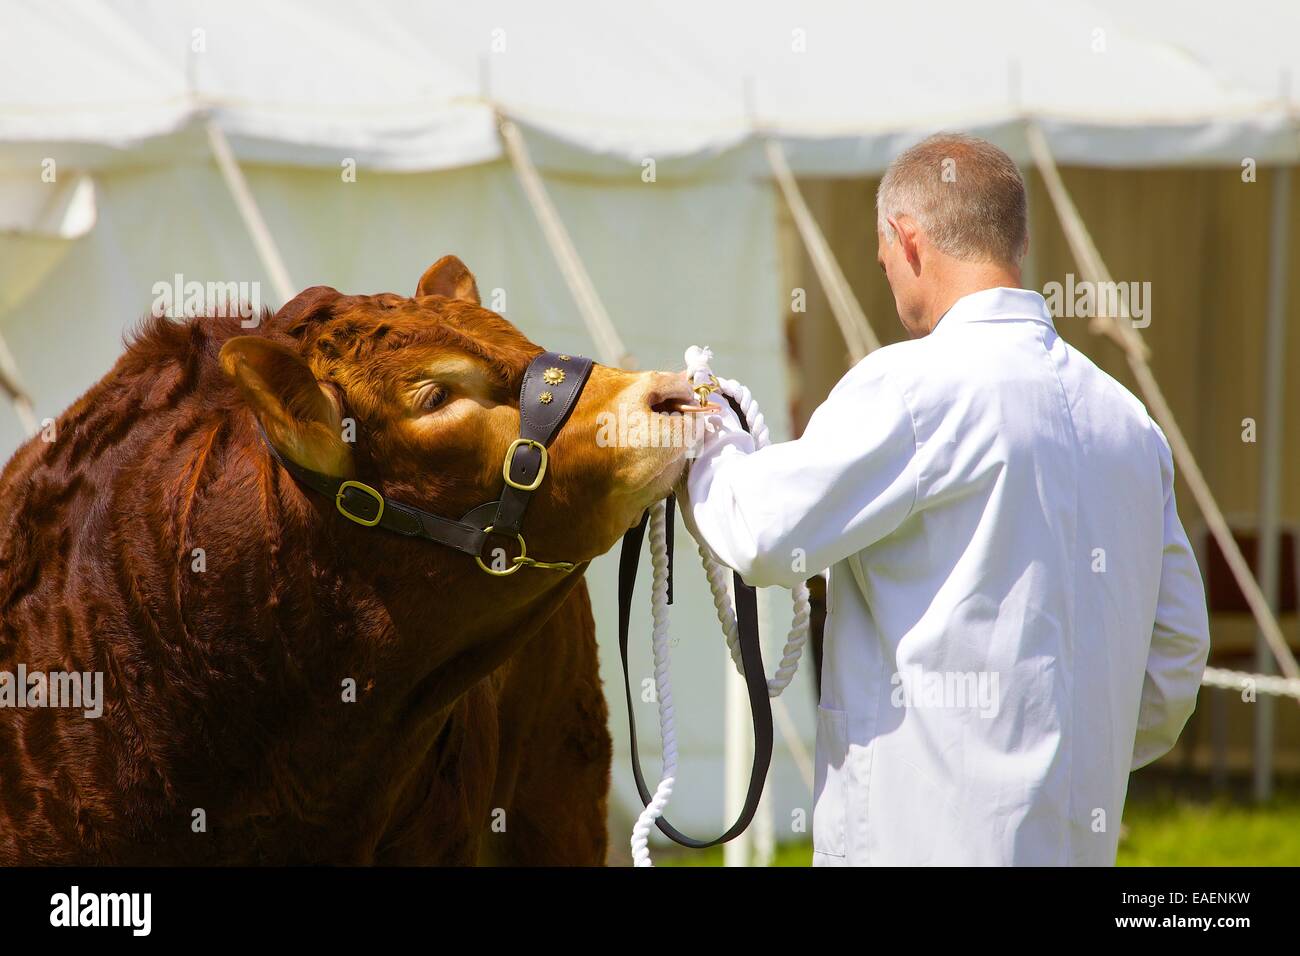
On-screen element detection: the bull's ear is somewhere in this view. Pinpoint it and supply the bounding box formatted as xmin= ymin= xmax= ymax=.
xmin=272 ymin=285 xmax=340 ymax=335
xmin=219 ymin=337 xmax=353 ymax=478
xmin=416 ymin=255 xmax=480 ymax=304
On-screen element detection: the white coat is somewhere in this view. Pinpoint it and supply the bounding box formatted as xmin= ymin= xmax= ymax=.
xmin=682 ymin=287 xmax=1210 ymax=865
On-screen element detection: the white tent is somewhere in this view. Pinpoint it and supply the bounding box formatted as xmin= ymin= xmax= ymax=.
xmin=2 ymin=0 xmax=1297 ymax=855
xmin=5 ymin=0 xmax=1299 ymax=175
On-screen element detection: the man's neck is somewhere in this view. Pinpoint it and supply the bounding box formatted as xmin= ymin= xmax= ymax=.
xmin=923 ymin=262 xmax=1023 ymax=334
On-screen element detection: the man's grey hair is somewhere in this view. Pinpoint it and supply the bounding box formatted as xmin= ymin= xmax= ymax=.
xmin=876 ymin=133 xmax=1028 ymax=265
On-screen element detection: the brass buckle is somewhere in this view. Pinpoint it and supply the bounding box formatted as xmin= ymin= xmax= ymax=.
xmin=476 ymin=526 xmax=527 ymax=576
xmin=336 ymin=480 xmax=384 ymax=527
xmin=672 ymin=374 xmax=722 ymax=413
xmin=694 ymin=373 xmax=721 ymax=404
xmin=502 ymin=438 xmax=548 ymax=491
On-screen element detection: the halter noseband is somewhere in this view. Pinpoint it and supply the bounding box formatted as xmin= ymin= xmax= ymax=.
xmin=261 ymin=350 xmax=594 ymax=576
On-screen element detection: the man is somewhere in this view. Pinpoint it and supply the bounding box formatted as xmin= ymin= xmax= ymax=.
xmin=680 ymin=133 xmax=1210 ymax=866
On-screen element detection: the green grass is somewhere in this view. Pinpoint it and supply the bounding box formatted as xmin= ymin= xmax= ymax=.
xmin=1117 ymin=793 xmax=1300 ymax=866
xmin=658 ymin=840 xmax=812 ymax=867
xmin=657 ymin=791 xmax=1300 ymax=866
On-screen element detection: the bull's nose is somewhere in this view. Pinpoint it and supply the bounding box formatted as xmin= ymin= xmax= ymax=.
xmin=643 ymin=371 xmax=694 ymax=415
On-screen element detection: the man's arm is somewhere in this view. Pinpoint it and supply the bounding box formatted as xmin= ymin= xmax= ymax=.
xmin=1132 ymin=428 xmax=1211 ymax=770
xmin=681 ymin=358 xmax=920 ymax=588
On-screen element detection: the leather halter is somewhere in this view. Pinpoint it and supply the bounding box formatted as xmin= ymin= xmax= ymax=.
xmin=263 ymin=347 xmax=773 ymax=848
xmin=260 ymin=350 xmax=594 ymax=575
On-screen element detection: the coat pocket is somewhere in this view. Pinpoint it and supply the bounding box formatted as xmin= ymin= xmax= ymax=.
xmin=812 ymin=705 xmax=850 ymax=860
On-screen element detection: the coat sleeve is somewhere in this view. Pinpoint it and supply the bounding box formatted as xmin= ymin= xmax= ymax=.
xmin=1131 ymin=427 xmax=1211 ymax=771
xmin=680 ymin=358 xmax=920 ymax=589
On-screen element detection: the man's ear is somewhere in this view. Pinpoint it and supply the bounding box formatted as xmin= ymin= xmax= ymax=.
xmin=893 ymin=216 xmax=923 ymax=271
xmin=219 ymin=337 xmax=353 ymax=478
xmin=416 ymin=255 xmax=480 ymax=304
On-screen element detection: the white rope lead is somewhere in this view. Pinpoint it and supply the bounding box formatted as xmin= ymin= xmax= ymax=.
xmin=709 ymin=375 xmax=811 ymax=695
xmin=631 ymin=349 xmax=811 ymax=867
xmin=629 ymin=500 xmax=678 ymax=867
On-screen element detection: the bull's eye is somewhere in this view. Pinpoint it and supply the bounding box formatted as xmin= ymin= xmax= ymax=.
xmin=418 ymin=384 xmax=450 ymax=412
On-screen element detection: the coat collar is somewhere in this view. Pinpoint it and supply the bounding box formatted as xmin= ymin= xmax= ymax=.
xmin=931 ymin=287 xmax=1055 ymax=337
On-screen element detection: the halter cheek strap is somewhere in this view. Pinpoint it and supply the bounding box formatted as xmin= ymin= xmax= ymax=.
xmin=259 ymin=350 xmax=593 ymax=576
xmin=488 ymin=351 xmax=593 ymax=539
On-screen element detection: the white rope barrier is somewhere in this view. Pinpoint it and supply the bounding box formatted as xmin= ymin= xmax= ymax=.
xmin=497 ymin=116 xmax=633 ymax=368
xmin=1203 ymin=667 xmax=1300 ymax=701
xmin=1025 ymin=123 xmax=1300 ymax=689
xmin=765 ymin=139 xmax=881 ymax=362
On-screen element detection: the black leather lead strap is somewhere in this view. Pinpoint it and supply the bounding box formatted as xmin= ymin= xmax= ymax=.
xmin=665 ymin=494 xmax=675 ymax=606
xmin=618 ymin=407 xmax=774 ymax=849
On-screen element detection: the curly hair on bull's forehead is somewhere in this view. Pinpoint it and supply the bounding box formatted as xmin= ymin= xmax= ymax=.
xmin=114 ymin=292 xmax=541 ymax=416
xmin=282 ymin=295 xmax=540 ymax=391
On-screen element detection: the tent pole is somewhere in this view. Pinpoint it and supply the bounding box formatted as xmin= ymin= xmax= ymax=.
xmin=0 ymin=330 xmax=37 ymax=435
xmin=496 ymin=115 xmax=633 ymax=368
xmin=723 ymin=630 xmax=752 ymax=867
xmin=1254 ymin=166 xmax=1291 ymax=802
xmin=498 ymin=110 xmax=816 ymax=852
xmin=764 ymin=139 xmax=880 ymax=361
xmin=1025 ymin=123 xmax=1300 ymax=691
xmin=772 ymin=693 xmax=815 ymax=790
xmin=1020 ymin=169 xmax=1040 ymax=292
xmin=205 ymin=120 xmax=297 ymax=305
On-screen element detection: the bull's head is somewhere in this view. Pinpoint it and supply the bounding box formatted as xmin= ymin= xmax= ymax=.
xmin=218 ymin=256 xmax=693 ymax=603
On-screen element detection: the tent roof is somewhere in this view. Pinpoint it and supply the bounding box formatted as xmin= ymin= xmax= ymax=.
xmin=2 ymin=0 xmax=1298 ymax=176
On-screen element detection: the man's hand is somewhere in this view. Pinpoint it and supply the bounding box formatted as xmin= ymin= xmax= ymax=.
xmin=676 ymin=394 xmax=752 ymax=556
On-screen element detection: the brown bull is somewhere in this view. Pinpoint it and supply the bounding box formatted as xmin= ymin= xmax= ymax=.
xmin=0 ymin=256 xmax=692 ymax=864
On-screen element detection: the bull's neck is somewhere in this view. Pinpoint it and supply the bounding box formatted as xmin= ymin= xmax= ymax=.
xmin=155 ymin=451 xmax=586 ymax=837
